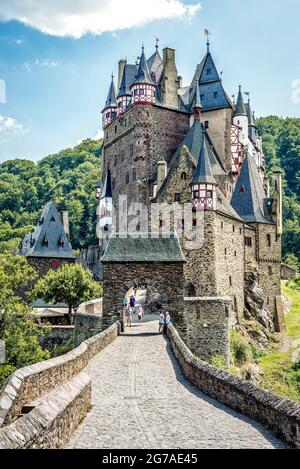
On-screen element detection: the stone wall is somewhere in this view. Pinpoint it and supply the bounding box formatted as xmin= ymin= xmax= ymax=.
xmin=202 ymin=108 xmax=232 ymax=172
xmin=27 ymin=256 xmax=75 ymax=279
xmin=74 ymin=298 xmax=115 ymax=346
xmin=103 ymin=104 xmax=189 ymax=207
xmin=167 ymin=323 xmax=300 ymax=448
xmin=180 ymin=297 xmax=232 ymax=364
xmin=0 ymin=322 xmax=119 ymax=427
xmin=102 ymin=262 xmax=185 ymax=318
xmin=0 ymin=373 xmax=91 ymax=449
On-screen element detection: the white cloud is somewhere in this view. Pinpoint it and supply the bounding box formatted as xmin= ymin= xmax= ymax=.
xmin=0 ymin=0 xmax=201 ymax=39
xmin=23 ymin=59 xmax=59 ymax=71
xmin=92 ymin=129 xmax=104 ymax=141
xmin=291 ymin=79 xmax=300 ymax=104
xmin=0 ymin=115 xmax=28 ymax=141
xmin=15 ymin=38 xmax=24 ymax=45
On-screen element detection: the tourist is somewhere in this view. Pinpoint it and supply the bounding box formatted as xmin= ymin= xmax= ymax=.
xmin=129 ymin=294 xmax=136 ymax=308
xmin=125 ymin=306 xmax=132 ymax=327
xmin=164 ymin=311 xmax=171 ymax=334
xmin=159 ymin=312 xmax=165 ymax=334
xmin=137 ymin=305 xmax=144 ymax=323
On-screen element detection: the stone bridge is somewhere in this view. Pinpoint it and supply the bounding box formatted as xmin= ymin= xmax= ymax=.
xmin=1 ymin=316 xmax=300 ymax=449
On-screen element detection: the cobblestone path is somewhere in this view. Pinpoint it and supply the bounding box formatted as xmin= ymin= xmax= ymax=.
xmin=66 ymin=319 xmax=286 ymax=449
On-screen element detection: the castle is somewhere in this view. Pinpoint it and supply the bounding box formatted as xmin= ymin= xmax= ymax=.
xmin=97 ymin=39 xmax=283 ymax=362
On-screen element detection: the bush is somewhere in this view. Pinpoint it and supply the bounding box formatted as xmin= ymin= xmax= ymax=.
xmin=0 ymin=364 xmax=16 ymax=390
xmin=210 ymin=355 xmax=228 ymax=370
xmin=231 ymin=331 xmax=252 ymax=366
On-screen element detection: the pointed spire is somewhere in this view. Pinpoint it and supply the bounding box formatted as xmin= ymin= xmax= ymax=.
xmin=101 ymin=169 xmax=113 ymax=199
xmin=155 ymin=37 xmax=159 ymax=52
xmin=133 ymin=46 xmax=154 ymax=86
xmin=233 ymin=85 xmax=247 ymax=117
xmin=103 ymin=75 xmax=117 ymax=110
xmin=193 ymin=84 xmax=202 ymax=122
xmin=192 ymin=134 xmax=216 ymax=185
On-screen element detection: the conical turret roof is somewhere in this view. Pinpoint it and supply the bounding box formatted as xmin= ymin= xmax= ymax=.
xmin=192 ymin=134 xmax=217 ymax=185
xmin=132 ymin=47 xmax=154 ymax=86
xmin=101 ymin=169 xmax=112 ymax=199
xmin=103 ymin=76 xmax=117 ymax=110
xmin=233 ymin=86 xmax=247 ymax=117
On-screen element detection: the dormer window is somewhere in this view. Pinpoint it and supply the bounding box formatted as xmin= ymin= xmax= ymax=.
xmin=58 ymin=237 xmax=64 ymax=248
xmin=42 ymin=236 xmax=48 ymax=247
xmin=181 ymin=172 xmax=187 ymax=180
xmin=214 ymin=92 xmax=218 ymax=98
xmin=206 ymin=68 xmax=211 ymax=75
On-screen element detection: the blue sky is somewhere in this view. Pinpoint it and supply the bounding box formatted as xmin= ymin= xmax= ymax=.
xmin=0 ymin=0 xmax=299 ymax=162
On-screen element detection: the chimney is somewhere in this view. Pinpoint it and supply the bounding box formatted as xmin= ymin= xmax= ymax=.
xmin=161 ymin=48 xmax=179 ymax=108
xmin=178 ymin=75 xmax=183 ymax=89
xmin=272 ymin=171 xmax=282 ymax=235
xmin=61 ymin=210 xmax=70 ymax=239
xmin=118 ymin=59 xmax=126 ymax=90
xmin=157 ymin=159 xmax=168 ymax=192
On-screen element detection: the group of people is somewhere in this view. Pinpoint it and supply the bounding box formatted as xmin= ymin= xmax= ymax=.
xmin=123 ymin=294 xmax=144 ymax=327
xmin=158 ymin=311 xmax=171 ymax=334
xmin=123 ymin=291 xmax=171 ymax=333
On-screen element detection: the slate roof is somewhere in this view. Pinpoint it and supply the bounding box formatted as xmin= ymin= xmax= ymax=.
xmin=233 ymin=86 xmax=247 ymax=117
xmin=192 ymin=135 xmax=216 ymax=184
xmin=101 ymin=234 xmax=186 ymax=263
xmin=147 ymin=50 xmax=163 ymax=83
xmin=20 ymin=201 xmax=75 ymax=259
xmin=189 ymin=52 xmax=232 ymax=112
xmin=231 ymin=155 xmax=274 ymax=224
xmin=103 ymin=76 xmax=117 ymax=111
xmin=101 ymin=170 xmax=112 ymax=199
xmin=132 ymin=47 xmax=154 ymax=86
xmin=118 ymin=63 xmax=137 ymax=97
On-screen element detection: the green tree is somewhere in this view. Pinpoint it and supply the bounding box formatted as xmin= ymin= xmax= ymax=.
xmin=31 ymin=263 xmax=102 ymax=324
xmin=0 ymin=254 xmax=50 ymax=372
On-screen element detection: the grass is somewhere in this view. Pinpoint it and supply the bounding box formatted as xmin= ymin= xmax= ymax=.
xmin=258 ymin=281 xmax=300 ymax=402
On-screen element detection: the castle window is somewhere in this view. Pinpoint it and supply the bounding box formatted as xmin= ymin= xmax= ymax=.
xmin=174 ymin=193 xmax=181 ymax=203
xmin=224 ymin=248 xmax=227 ymax=255
xmin=206 ymin=68 xmax=211 ymax=75
xmin=245 ymin=237 xmax=252 ymax=247
xmin=193 ymin=218 xmax=197 ymax=227
xmin=233 ymin=225 xmax=235 ymax=232
xmin=234 ymin=251 xmax=237 ymax=257
xmin=42 ymin=237 xmax=49 ymax=247
xmin=229 ymin=276 xmax=232 ymax=287
xmin=268 ymin=266 xmax=272 ymax=275
xmin=204 ymin=121 xmax=209 ymax=129
xmin=126 ymin=173 xmax=129 ymax=184
xmin=133 ymin=168 xmax=136 ymax=181
xmin=239 ymin=186 xmax=245 ymax=193
xmin=214 ymin=92 xmax=218 ymax=98
xmin=240 ymin=228 xmax=242 ymax=235
xmin=159 ymin=219 xmax=164 ymax=228
xmin=221 ymin=221 xmax=224 ymax=229
xmin=115 ymin=126 xmax=117 ymax=134
xmin=267 ymin=234 xmax=271 ymax=247
xmin=181 ymin=172 xmax=187 ymax=180
xmin=58 ymin=237 xmax=64 ymax=248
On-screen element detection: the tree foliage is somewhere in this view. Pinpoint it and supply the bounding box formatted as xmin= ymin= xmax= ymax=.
xmin=31 ymin=263 xmax=102 ymax=323
xmin=0 ymin=254 xmax=50 ymax=372
xmin=0 ymin=138 xmax=102 ymax=253
xmin=257 ymin=117 xmax=300 ymax=264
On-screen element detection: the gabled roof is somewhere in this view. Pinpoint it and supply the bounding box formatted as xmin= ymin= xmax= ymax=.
xmin=101 ymin=233 xmax=186 ymax=263
xmin=101 ymin=170 xmax=112 ymax=199
xmin=231 ymin=155 xmax=274 ymax=224
xmin=192 ymin=135 xmax=216 ymax=185
xmin=103 ymin=76 xmax=117 ymax=111
xmin=233 ymin=86 xmax=247 ymax=117
xmin=118 ymin=63 xmax=137 ymax=97
xmin=147 ymin=50 xmax=163 ymax=83
xmin=189 ymin=52 xmax=232 ymax=112
xmin=132 ymin=47 xmax=154 ymax=86
xmin=20 ymin=201 xmax=75 ymax=259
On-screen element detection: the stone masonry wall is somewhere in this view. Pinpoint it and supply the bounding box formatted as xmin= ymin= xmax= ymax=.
xmin=0 ymin=322 xmax=119 ymax=427
xmin=102 ymin=262 xmax=185 ymax=318
xmin=0 ymin=373 xmax=91 ymax=449
xmin=181 ymin=297 xmax=232 ymax=364
xmin=202 ymin=108 xmax=232 ymax=172
xmin=39 ymin=326 xmax=74 ymax=353
xmin=74 ymin=299 xmax=115 ymax=346
xmin=167 ymin=323 xmax=300 ymax=448
xmin=103 ymin=104 xmax=189 ymax=208
xmin=27 ymin=256 xmax=75 ymax=279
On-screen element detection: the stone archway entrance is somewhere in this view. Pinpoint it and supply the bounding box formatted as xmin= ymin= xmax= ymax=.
xmin=118 ymin=277 xmax=169 ymax=316
xmin=101 ymin=235 xmax=186 ymax=323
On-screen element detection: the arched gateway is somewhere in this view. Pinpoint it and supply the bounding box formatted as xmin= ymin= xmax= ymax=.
xmin=101 ymin=234 xmax=186 ymax=324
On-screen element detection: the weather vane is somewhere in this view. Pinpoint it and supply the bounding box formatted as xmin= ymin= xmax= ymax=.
xmin=204 ymin=29 xmax=211 ymax=52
